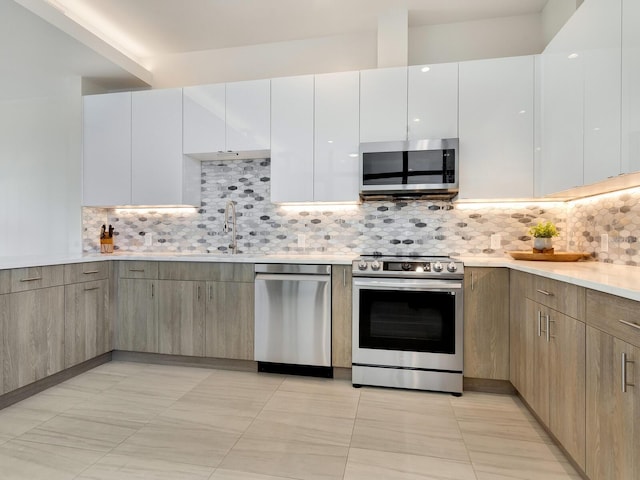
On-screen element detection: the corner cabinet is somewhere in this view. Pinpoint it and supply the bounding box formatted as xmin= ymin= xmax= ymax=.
xmin=458 ymin=55 xmax=535 ymax=199
xmin=225 ymin=79 xmax=270 ymax=151
xmin=463 ymin=267 xmax=509 ymax=380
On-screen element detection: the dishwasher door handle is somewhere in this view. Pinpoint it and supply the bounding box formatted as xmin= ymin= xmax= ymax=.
xmin=255 ymin=273 xmax=331 ymax=283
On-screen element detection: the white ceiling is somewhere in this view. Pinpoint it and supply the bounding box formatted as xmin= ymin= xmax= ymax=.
xmin=47 ymin=0 xmax=550 ymax=59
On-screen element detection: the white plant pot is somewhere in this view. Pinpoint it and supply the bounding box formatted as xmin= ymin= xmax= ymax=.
xmin=533 ymin=237 xmax=553 ymax=251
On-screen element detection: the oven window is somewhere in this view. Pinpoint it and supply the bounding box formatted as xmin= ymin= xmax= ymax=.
xmin=359 ymin=289 xmax=456 ymax=354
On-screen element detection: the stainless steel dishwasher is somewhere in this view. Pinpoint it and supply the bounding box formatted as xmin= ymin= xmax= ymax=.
xmin=254 ymin=264 xmax=332 ymax=376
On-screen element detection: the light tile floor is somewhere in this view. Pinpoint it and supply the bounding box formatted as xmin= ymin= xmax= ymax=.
xmin=0 ymin=362 xmax=582 ymax=480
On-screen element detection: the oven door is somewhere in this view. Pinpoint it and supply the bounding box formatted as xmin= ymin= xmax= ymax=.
xmin=352 ymin=277 xmax=463 ymax=372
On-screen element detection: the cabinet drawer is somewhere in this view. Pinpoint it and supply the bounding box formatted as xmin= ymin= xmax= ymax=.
xmin=118 ymin=261 xmax=158 ymax=279
xmin=10 ymin=265 xmax=64 ymax=292
xmin=530 ymin=275 xmax=585 ymax=319
xmin=64 ymin=262 xmax=109 ymax=284
xmin=586 ymin=289 xmax=640 ymax=349
xmin=0 ymin=269 xmax=9 ymax=294
xmin=158 ymin=262 xmax=254 ymax=282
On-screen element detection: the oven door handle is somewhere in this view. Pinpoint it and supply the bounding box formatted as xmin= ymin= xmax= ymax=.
xmin=353 ymin=279 xmax=463 ymax=291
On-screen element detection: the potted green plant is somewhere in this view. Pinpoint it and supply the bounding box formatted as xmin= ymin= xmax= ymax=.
xmin=529 ymin=221 xmax=559 ymax=253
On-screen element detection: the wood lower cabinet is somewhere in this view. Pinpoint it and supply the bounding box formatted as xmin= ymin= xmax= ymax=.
xmin=64 ymin=279 xmax=110 ymax=368
xmin=117 ymin=279 xmax=157 ymax=353
xmin=463 ymin=267 xmax=509 ymax=380
xmin=0 ymin=294 xmax=5 ymax=394
xmin=157 ymin=280 xmax=205 ymax=356
xmin=3 ymin=287 xmax=65 ymax=392
xmin=509 ymin=271 xmax=533 ymax=397
xmin=586 ymin=327 xmax=639 ymax=480
xmin=205 ymin=281 xmax=254 ymax=360
xmin=332 ymin=265 xmax=352 ymax=368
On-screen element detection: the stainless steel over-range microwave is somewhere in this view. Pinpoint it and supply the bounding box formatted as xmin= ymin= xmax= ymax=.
xmin=359 ymin=138 xmax=459 ymax=199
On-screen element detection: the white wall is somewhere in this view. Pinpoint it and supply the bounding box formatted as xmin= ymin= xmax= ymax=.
xmin=409 ymin=14 xmax=544 ymax=65
xmin=541 ymin=0 xmax=581 ymax=47
xmin=148 ymin=14 xmax=546 ymax=87
xmin=0 ymin=77 xmax=83 ymax=256
xmin=148 ymin=31 xmax=377 ymax=88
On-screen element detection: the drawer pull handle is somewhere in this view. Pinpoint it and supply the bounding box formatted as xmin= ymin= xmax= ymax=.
xmin=619 ymin=319 xmax=640 ymax=331
xmin=20 ymin=277 xmax=42 ymax=282
xmin=622 ymin=352 xmax=635 ymax=393
xmin=129 ymin=269 xmax=145 ymax=272
xmin=84 ymin=286 xmax=100 ymax=291
xmin=83 ymin=270 xmax=100 ymax=275
xmin=536 ymin=289 xmax=553 ymax=296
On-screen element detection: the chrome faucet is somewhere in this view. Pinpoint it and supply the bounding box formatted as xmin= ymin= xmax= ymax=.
xmin=223 ymin=200 xmax=237 ymax=254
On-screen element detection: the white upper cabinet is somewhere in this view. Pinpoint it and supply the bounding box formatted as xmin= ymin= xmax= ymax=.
xmin=458 ymin=56 xmax=535 ymax=200
xmin=183 ymin=84 xmax=226 ymax=155
xmin=407 ymin=63 xmax=459 ymax=140
xmin=539 ymin=0 xmax=622 ymax=195
xmin=360 ymin=67 xmax=408 ymax=143
xmin=270 ymin=75 xmax=315 ymax=203
xmin=622 ymin=0 xmax=640 ymax=174
xmin=132 ymin=89 xmax=200 ymax=206
xmin=226 ymin=79 xmax=270 ymax=151
xmin=539 ymin=52 xmax=584 ymax=195
xmin=83 ymin=92 xmax=132 ymax=206
xmin=314 ymin=71 xmax=360 ymax=203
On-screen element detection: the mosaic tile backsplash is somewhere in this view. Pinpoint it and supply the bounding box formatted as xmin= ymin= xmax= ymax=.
xmin=83 ymin=158 xmax=640 ymax=266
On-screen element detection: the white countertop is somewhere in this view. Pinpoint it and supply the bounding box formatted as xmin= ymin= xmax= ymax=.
xmin=457 ymin=256 xmax=640 ymax=302
xmin=2 ymin=252 xmax=640 ymax=302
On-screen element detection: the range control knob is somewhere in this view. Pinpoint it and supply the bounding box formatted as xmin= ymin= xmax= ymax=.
xmin=447 ymin=262 xmax=458 ymax=272
xmin=357 ymin=260 xmax=368 ymax=271
xmin=432 ymin=261 xmax=443 ymax=272
xmin=371 ymin=260 xmax=381 ymax=271
xmin=401 ymin=262 xmax=412 ymax=271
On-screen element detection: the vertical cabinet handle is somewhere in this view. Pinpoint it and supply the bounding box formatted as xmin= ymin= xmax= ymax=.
xmin=537 ymin=310 xmax=542 ymax=337
xmin=197 ymin=285 xmax=201 ymax=300
xmin=622 ymin=353 xmax=635 ymax=393
xmin=208 ymin=284 xmax=212 ymax=301
xmin=343 ymin=269 xmax=346 ymax=287
xmin=151 ymin=283 xmax=154 ymax=298
xmin=546 ymin=314 xmax=553 ymax=342
xmin=471 ymin=271 xmax=475 ymax=291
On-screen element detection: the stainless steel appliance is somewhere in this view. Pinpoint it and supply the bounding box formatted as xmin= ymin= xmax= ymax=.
xmin=359 ymin=139 xmax=459 ymax=199
xmin=352 ymin=255 xmax=464 ymax=394
xmin=254 ymin=264 xmax=332 ymax=376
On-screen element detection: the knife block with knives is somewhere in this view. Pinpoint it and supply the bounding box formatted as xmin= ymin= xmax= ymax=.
xmin=100 ymin=224 xmax=115 ymax=253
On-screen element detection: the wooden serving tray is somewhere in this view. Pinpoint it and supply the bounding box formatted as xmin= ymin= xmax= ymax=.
xmin=509 ymin=251 xmax=591 ymax=262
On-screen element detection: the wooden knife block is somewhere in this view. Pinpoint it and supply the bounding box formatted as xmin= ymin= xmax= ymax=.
xmin=100 ymin=237 xmax=114 ymax=254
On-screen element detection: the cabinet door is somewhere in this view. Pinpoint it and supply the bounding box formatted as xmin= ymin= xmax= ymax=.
xmin=3 ymin=287 xmax=64 ymax=392
xmin=459 ymin=56 xmax=534 ymax=199
xmin=526 ymin=299 xmax=549 ymax=423
xmin=331 ymin=265 xmax=352 ymax=368
xmin=82 ymin=92 xmax=132 ymax=206
xmin=132 ymin=89 xmax=192 ymax=205
xmin=549 ymin=311 xmax=586 ymax=469
xmin=226 ymin=79 xmax=270 ymax=151
xmin=270 ymin=75 xmax=314 ymax=203
xmin=314 ymin=71 xmax=360 ymax=203
xmin=117 ymin=279 xmax=157 ymax=353
xmin=183 ymin=84 xmax=226 ymax=155
xmin=622 ymin=0 xmax=640 ymax=174
xmin=463 ymin=268 xmax=509 ymax=380
xmin=509 ymin=272 xmax=533 ymax=394
xmin=157 ymin=280 xmax=205 ymax=356
xmin=586 ymin=327 xmax=637 ymax=480
xmin=205 ymin=281 xmax=254 ymax=360
xmin=539 ymin=52 xmax=584 ymax=195
xmin=408 ymin=63 xmax=458 ymax=140
xmin=64 ymin=279 xmax=110 ymax=368
xmin=359 ymin=67 xmax=407 ymax=142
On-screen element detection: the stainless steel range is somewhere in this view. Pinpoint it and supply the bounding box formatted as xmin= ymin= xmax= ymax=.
xmin=352 ymin=255 xmax=464 ymax=395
